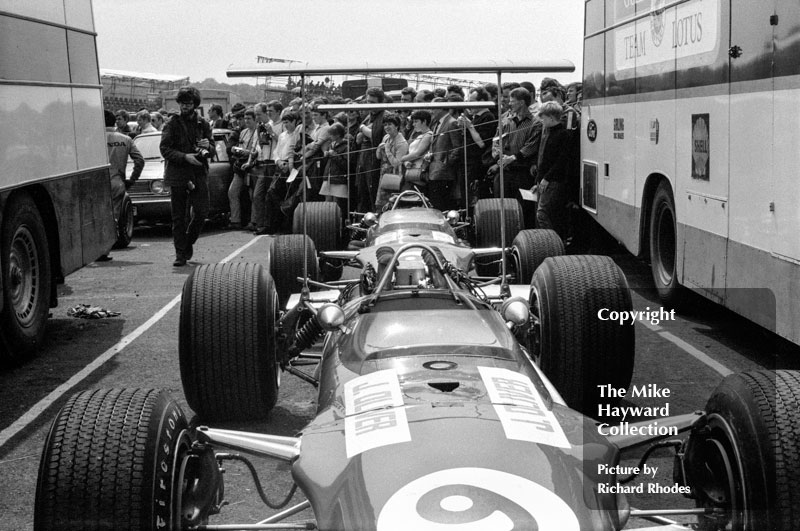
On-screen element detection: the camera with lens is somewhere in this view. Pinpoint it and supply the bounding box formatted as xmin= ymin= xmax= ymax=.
xmin=195 ymin=145 xmax=213 ymax=160
xmin=230 ymin=146 xmax=252 ymax=171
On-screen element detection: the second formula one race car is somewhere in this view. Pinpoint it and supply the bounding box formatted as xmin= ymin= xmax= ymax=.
xmin=33 ymin=190 xmax=800 ymax=530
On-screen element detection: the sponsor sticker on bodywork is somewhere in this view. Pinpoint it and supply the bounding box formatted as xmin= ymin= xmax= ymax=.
xmin=344 ymin=369 xmax=411 ymax=457
xmin=479 ymin=367 xmax=570 ymax=449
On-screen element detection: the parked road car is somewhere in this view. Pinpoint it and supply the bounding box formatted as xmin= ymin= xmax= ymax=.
xmin=125 ymin=129 xmax=234 ymax=224
xmin=33 ymin=192 xmax=799 ymax=530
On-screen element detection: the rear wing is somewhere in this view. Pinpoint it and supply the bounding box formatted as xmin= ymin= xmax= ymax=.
xmin=226 ymin=59 xmax=575 ymax=77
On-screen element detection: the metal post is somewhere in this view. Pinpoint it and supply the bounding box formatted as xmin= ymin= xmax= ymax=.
xmin=300 ymin=74 xmax=309 ymax=296
xmin=462 ymin=124 xmax=469 ymax=217
xmin=346 ymin=117 xmax=351 ymax=224
xmin=496 ymin=71 xmax=509 ymax=299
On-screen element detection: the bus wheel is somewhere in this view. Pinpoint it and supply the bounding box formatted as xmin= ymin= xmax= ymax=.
xmin=113 ymin=195 xmax=134 ymax=249
xmin=0 ymin=193 xmax=51 ymax=363
xmin=649 ymin=181 xmax=681 ymax=305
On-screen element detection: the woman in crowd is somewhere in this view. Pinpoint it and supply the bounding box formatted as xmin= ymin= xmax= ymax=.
xmin=399 ymin=110 xmax=433 ymax=192
xmin=374 ymin=113 xmax=408 ymax=210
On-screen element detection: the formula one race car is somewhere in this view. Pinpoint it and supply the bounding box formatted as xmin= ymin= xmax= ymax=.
xmin=33 ymin=190 xmax=800 ymax=530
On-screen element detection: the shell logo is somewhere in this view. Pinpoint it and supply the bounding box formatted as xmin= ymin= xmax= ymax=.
xmin=692 ymin=114 xmax=710 ymax=180
xmin=377 ymin=467 xmax=580 ymax=530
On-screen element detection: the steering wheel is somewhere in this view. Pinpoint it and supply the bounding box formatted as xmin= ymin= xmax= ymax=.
xmin=371 ymin=242 xmax=457 ymax=296
xmin=390 ymin=190 xmax=431 ymax=210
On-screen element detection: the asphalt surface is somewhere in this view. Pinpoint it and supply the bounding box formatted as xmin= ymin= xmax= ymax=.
xmin=0 ymin=222 xmax=798 ymax=530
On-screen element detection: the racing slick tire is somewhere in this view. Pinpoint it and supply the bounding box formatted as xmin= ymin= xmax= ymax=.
xmin=530 ymin=255 xmax=634 ymax=414
xmin=270 ymin=234 xmax=320 ymax=308
xmin=180 ymin=262 xmax=280 ymax=421
xmin=473 ymin=198 xmax=523 ymax=276
xmin=113 ymin=194 xmax=134 ymax=249
xmin=511 ymin=229 xmax=564 ymax=284
xmin=293 ymin=201 xmax=342 ymax=252
xmin=34 ymin=388 xmax=190 ymax=531
xmin=649 ymin=181 xmax=683 ymax=306
xmin=687 ymin=370 xmax=800 ymax=531
xmin=0 ymin=193 xmax=51 ymax=364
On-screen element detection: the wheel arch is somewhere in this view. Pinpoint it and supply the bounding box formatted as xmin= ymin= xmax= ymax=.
xmin=638 ymin=172 xmax=672 ymax=260
xmin=0 ymin=185 xmax=62 ymax=311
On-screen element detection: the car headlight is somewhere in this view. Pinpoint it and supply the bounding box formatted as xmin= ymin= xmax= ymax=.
xmin=150 ymin=180 xmax=169 ymax=194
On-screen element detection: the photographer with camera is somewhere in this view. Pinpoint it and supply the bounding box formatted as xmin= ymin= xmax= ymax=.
xmin=228 ymin=108 xmax=259 ymax=230
xmin=160 ymin=86 xmax=214 ymax=267
xmin=249 ymin=101 xmax=283 ymax=234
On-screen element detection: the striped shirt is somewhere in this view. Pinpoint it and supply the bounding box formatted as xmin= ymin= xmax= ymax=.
xmin=499 ymin=107 xmax=542 ymax=169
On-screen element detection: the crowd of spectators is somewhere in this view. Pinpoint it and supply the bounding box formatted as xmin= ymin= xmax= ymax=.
xmin=110 ymin=76 xmax=585 ymax=249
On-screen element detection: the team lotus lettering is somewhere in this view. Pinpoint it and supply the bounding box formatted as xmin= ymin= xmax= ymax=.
xmin=673 ymin=12 xmax=702 ymax=48
xmin=597 ymin=307 xmax=676 ymax=325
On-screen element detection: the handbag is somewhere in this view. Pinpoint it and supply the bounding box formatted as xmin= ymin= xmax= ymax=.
xmin=404 ymin=160 xmax=429 ymax=184
xmin=379 ymin=173 xmax=402 ymax=192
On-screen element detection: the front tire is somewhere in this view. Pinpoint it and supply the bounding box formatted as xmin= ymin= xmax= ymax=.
xmin=473 ymin=198 xmax=523 ymax=276
xmin=35 ymin=389 xmax=189 ymax=531
xmin=530 ymin=255 xmax=634 ymax=414
xmin=649 ymin=181 xmax=681 ymax=305
xmin=511 ymin=229 xmax=564 ymax=284
xmin=179 ymin=262 xmax=279 ymax=421
xmin=689 ymin=370 xmax=800 ymax=531
xmin=269 ymin=234 xmax=319 ymax=308
xmin=0 ymin=193 xmax=51 ymax=363
xmin=293 ymin=201 xmax=342 ymax=252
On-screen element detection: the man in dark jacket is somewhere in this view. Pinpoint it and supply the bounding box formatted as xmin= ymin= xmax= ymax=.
xmin=535 ymin=101 xmax=573 ymax=239
xmin=160 ymin=86 xmax=213 ymax=266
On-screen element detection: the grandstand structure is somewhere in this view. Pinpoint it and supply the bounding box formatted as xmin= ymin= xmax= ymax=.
xmin=101 ymin=68 xmax=189 ymax=112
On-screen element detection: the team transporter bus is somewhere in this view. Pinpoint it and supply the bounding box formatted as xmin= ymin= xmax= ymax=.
xmin=0 ymin=0 xmax=116 ymax=362
xmin=580 ymin=0 xmax=799 ymax=346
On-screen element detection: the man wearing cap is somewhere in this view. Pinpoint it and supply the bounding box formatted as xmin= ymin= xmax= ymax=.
xmin=160 ymin=86 xmax=214 ymax=266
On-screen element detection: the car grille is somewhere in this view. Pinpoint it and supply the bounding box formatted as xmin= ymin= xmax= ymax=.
xmin=129 ymin=181 xmax=154 ymax=195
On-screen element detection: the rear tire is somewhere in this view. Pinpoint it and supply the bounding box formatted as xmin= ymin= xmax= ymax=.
xmin=0 ymin=193 xmax=51 ymax=364
xmin=179 ymin=262 xmax=279 ymax=421
xmin=690 ymin=370 xmax=800 ymax=531
xmin=649 ymin=181 xmax=682 ymax=305
xmin=293 ymin=201 xmax=342 ymax=252
xmin=530 ymin=255 xmax=634 ymax=414
xmin=269 ymin=234 xmax=319 ymax=308
xmin=34 ymin=389 xmax=188 ymax=531
xmin=511 ymin=229 xmax=564 ymax=284
xmin=473 ymin=198 xmax=523 ymax=276
xmin=113 ymin=195 xmax=134 ymax=249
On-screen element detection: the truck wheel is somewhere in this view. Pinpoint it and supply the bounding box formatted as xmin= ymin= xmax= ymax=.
xmin=293 ymin=201 xmax=342 ymax=252
xmin=113 ymin=195 xmax=134 ymax=249
xmin=649 ymin=181 xmax=682 ymax=305
xmin=473 ymin=198 xmax=523 ymax=276
xmin=688 ymin=370 xmax=800 ymax=531
xmin=35 ymin=389 xmax=189 ymax=531
xmin=512 ymin=229 xmax=564 ymax=284
xmin=0 ymin=193 xmax=51 ymax=363
xmin=530 ymin=255 xmax=634 ymax=414
xmin=270 ymin=234 xmax=319 ymax=308
xmin=180 ymin=262 xmax=279 ymax=421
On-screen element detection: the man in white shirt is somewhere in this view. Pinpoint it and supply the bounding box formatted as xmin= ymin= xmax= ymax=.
xmin=250 ymin=101 xmax=285 ymax=233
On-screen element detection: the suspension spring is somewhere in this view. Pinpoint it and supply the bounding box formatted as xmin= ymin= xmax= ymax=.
xmin=292 ymin=316 xmax=324 ymax=355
